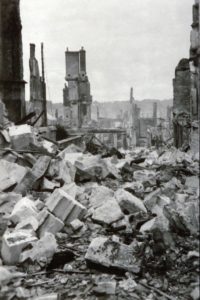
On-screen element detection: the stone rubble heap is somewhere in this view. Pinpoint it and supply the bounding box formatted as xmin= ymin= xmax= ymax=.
xmin=0 ymin=124 xmax=199 ymax=300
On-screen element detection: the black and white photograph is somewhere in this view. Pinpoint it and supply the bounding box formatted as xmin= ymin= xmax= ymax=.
xmin=0 ymin=0 xmax=199 ymax=299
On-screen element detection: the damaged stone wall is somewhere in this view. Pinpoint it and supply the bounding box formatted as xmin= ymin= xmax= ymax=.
xmin=173 ymin=0 xmax=200 ymax=152
xmin=0 ymin=0 xmax=26 ymax=123
xmin=28 ymin=44 xmax=46 ymax=127
xmin=190 ymin=0 xmax=200 ymax=153
xmin=63 ymin=47 xmax=92 ymax=129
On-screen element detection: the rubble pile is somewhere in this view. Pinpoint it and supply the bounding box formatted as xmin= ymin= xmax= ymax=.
xmin=0 ymin=125 xmax=199 ymax=300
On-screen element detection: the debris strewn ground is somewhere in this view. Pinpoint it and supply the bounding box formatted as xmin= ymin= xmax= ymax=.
xmin=0 ymin=125 xmax=199 ymax=300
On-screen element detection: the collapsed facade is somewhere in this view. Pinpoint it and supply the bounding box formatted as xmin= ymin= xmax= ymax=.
xmin=173 ymin=0 xmax=199 ymax=152
xmin=0 ymin=0 xmax=26 ymax=123
xmin=63 ymin=47 xmax=92 ymax=128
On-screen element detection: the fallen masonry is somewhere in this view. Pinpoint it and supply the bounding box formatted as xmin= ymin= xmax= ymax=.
xmin=0 ymin=123 xmax=199 ymax=300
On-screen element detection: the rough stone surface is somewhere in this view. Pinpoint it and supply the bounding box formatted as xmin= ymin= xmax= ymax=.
xmin=37 ymin=209 xmax=64 ymax=238
xmin=85 ymin=237 xmax=140 ymax=273
xmin=115 ymin=189 xmax=147 ymax=214
xmin=46 ymin=188 xmax=86 ymax=224
xmin=1 ymin=230 xmax=37 ymax=265
xmin=89 ymin=186 xmax=114 ymax=208
xmin=0 ymin=160 xmax=27 ymax=184
xmin=92 ymin=198 xmax=124 ymax=225
xmin=20 ymin=233 xmax=58 ymax=264
xmin=10 ymin=197 xmax=38 ymax=225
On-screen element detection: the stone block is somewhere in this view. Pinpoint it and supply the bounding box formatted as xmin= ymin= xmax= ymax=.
xmin=10 ymin=197 xmax=38 ymax=225
xmin=92 ymin=198 xmax=124 ymax=225
xmin=0 ymin=177 xmax=16 ymax=192
xmin=85 ymin=237 xmax=140 ymax=273
xmin=115 ymin=189 xmax=147 ymax=214
xmin=46 ymin=188 xmax=86 ymax=224
xmin=70 ymin=219 xmax=84 ymax=231
xmin=15 ymin=156 xmax=51 ymax=195
xmin=8 ymin=125 xmax=35 ymax=150
xmin=37 ymin=209 xmax=64 ymax=238
xmin=143 ymin=188 xmax=161 ymax=211
xmin=20 ymin=232 xmax=57 ymax=264
xmin=89 ymin=186 xmax=114 ymax=208
xmin=0 ymin=159 xmax=27 ymax=184
xmin=47 ymin=158 xmax=75 ymax=184
xmin=15 ymin=216 xmax=39 ymax=232
xmin=1 ymin=230 xmax=38 ymax=265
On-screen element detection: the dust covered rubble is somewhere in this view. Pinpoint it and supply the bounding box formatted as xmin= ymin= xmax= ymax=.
xmin=0 ymin=126 xmax=199 ymax=299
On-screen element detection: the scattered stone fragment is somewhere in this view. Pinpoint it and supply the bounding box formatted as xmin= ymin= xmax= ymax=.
xmin=133 ymin=170 xmax=156 ymax=183
xmin=8 ymin=125 xmax=36 ymax=150
xmin=9 ymin=197 xmax=38 ymax=225
xmin=46 ymin=188 xmax=86 ymax=224
xmin=119 ymin=278 xmax=137 ymax=292
xmin=89 ymin=186 xmax=114 ymax=208
xmin=0 ymin=177 xmax=16 ymax=192
xmin=37 ymin=209 xmax=64 ymax=238
xmin=20 ymin=233 xmax=57 ymax=265
xmin=115 ymin=189 xmax=147 ymax=214
xmin=143 ymin=188 xmax=161 ymax=211
xmin=1 ymin=230 xmax=38 ymax=265
xmin=0 ymin=159 xmax=28 ymax=184
xmin=191 ymin=286 xmax=200 ymax=300
xmin=40 ymin=178 xmax=60 ymax=192
xmin=93 ymin=280 xmax=117 ymax=295
xmin=85 ymin=237 xmax=141 ymax=273
xmin=0 ymin=266 xmax=14 ymax=286
xmin=92 ymin=198 xmax=124 ymax=225
xmin=70 ymin=219 xmax=84 ymax=231
xmin=164 ymin=201 xmax=199 ymax=235
xmin=32 ymin=294 xmax=58 ymax=300
xmin=15 ymin=216 xmax=39 ymax=232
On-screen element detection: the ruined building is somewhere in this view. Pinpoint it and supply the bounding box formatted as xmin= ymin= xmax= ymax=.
xmin=28 ymin=44 xmax=47 ymax=127
xmin=63 ymin=47 xmax=92 ymax=128
xmin=173 ymin=0 xmax=199 ymax=151
xmin=0 ymin=0 xmax=26 ymax=123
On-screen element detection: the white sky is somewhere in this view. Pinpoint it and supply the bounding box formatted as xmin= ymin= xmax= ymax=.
xmin=21 ymin=0 xmax=192 ymax=103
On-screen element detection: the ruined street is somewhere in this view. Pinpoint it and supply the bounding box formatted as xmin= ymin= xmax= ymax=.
xmin=0 ymin=0 xmax=199 ymax=299
xmin=0 ymin=135 xmax=199 ymax=300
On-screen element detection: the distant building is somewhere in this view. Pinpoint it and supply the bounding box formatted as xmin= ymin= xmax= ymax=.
xmin=63 ymin=47 xmax=92 ymax=128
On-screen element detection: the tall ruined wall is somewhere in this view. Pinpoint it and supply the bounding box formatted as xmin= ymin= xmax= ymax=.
xmin=63 ymin=48 xmax=92 ymax=128
xmin=190 ymin=0 xmax=199 ymax=153
xmin=173 ymin=0 xmax=199 ymax=152
xmin=0 ymin=0 xmax=25 ymax=122
xmin=173 ymin=59 xmax=191 ymax=114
